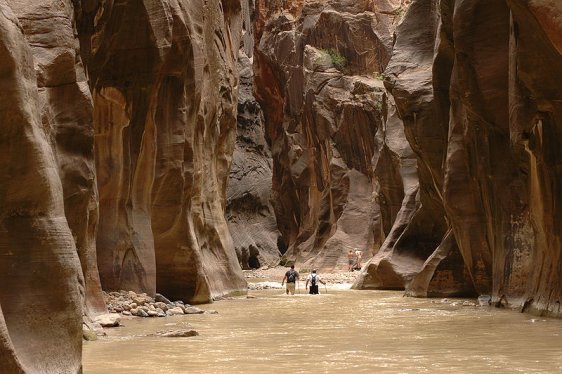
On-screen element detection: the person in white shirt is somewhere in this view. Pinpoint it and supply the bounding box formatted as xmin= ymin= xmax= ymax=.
xmin=305 ymin=269 xmax=326 ymax=294
xmin=354 ymin=249 xmax=363 ymax=270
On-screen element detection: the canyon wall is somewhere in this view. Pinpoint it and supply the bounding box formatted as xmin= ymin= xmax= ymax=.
xmin=355 ymin=0 xmax=562 ymax=315
xmin=0 ymin=0 xmax=247 ymax=370
xmin=0 ymin=2 xmax=84 ymax=371
xmin=226 ymin=1 xmax=282 ymax=269
xmin=79 ymin=0 xmax=247 ymax=303
xmin=254 ymin=0 xmax=411 ymax=271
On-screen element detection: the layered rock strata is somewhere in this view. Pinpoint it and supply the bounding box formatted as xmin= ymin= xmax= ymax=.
xmin=254 ymin=0 xmax=408 ymax=270
xmin=356 ymin=0 xmax=562 ymax=315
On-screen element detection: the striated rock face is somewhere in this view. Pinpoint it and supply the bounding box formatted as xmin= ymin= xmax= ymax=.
xmin=254 ymin=0 xmax=408 ymax=270
xmin=8 ymin=0 xmax=106 ymax=317
xmin=356 ymin=0 xmax=562 ymax=315
xmin=0 ymin=2 xmax=83 ymax=372
xmin=227 ymin=1 xmax=282 ymax=269
xmin=227 ymin=49 xmax=282 ymax=269
xmin=1 ymin=0 xmax=250 ymax=368
xmin=79 ymin=0 xmax=247 ymax=302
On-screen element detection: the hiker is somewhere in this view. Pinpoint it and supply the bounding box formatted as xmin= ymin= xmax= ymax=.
xmin=347 ymin=249 xmax=355 ymax=271
xmin=354 ymin=249 xmax=363 ymax=270
xmin=281 ymin=265 xmax=299 ymax=295
xmin=305 ymin=269 xmax=326 ymax=295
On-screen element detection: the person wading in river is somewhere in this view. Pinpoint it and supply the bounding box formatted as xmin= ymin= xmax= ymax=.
xmin=305 ymin=269 xmax=326 ymax=295
xmin=354 ymin=249 xmax=363 ymax=270
xmin=281 ymin=265 xmax=299 ymax=295
xmin=347 ymin=249 xmax=355 ymax=272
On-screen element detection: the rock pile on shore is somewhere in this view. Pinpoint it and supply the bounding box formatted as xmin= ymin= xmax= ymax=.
xmin=103 ymin=291 xmax=213 ymax=318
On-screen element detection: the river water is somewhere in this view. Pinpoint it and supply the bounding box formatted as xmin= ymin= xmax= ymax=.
xmin=83 ymin=288 xmax=562 ymax=373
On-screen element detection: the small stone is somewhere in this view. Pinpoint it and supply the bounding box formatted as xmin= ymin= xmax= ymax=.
xmin=183 ymin=306 xmax=205 ymax=314
xmin=167 ymin=306 xmax=185 ymax=316
xmin=246 ymin=295 xmax=256 ymax=299
xmin=157 ymin=329 xmax=199 ymax=338
xmin=82 ymin=326 xmax=97 ymax=341
xmin=154 ymin=302 xmax=168 ymax=311
xmin=174 ymin=300 xmax=185 ymax=305
xmin=137 ymin=309 xmax=149 ymax=318
xmin=147 ymin=310 xmax=159 ymax=317
xmin=94 ymin=313 xmax=121 ymax=327
xmin=132 ymin=297 xmax=146 ymax=306
xmin=205 ymin=310 xmax=218 ymax=315
xmin=130 ymin=303 xmax=137 ymax=309
xmin=155 ymin=293 xmax=173 ymax=304
xmin=122 ymin=311 xmax=131 ymax=316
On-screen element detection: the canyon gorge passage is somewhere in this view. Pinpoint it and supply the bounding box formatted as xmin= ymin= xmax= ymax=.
xmin=0 ymin=0 xmax=561 ymax=372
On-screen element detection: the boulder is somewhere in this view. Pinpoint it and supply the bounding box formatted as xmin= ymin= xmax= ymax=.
xmin=183 ymin=307 xmax=205 ymax=315
xmin=94 ymin=313 xmax=121 ymax=327
xmin=167 ymin=307 xmax=185 ymax=316
xmin=157 ymin=329 xmax=199 ymax=338
xmin=154 ymin=294 xmax=173 ymax=305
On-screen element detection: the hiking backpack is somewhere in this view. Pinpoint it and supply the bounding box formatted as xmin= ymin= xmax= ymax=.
xmin=287 ymin=270 xmax=296 ymax=282
xmin=311 ymin=274 xmax=317 ymax=286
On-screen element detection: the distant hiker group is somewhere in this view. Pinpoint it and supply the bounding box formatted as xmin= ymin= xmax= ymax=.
xmin=347 ymin=249 xmax=363 ymax=271
xmin=281 ymin=266 xmax=326 ymax=295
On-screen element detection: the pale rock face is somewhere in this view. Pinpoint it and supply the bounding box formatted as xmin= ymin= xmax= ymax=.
xmin=254 ymin=0 xmax=408 ymax=270
xmin=0 ymin=2 xmax=83 ymax=372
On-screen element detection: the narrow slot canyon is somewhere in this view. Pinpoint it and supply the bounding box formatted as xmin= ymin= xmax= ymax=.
xmin=0 ymin=0 xmax=561 ymax=372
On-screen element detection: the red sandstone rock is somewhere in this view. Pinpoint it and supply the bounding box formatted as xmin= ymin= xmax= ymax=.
xmin=81 ymin=0 xmax=247 ymax=302
xmin=356 ymin=0 xmax=562 ymax=314
xmin=254 ymin=0 xmax=407 ymax=271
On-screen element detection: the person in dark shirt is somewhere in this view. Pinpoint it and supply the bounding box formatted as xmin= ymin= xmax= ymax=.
xmin=281 ymin=265 xmax=299 ymax=295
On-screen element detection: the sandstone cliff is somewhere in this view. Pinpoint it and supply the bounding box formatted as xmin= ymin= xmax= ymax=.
xmin=0 ymin=0 xmax=248 ymax=370
xmin=254 ymin=0 xmax=409 ymax=271
xmin=79 ymin=0 xmax=247 ymax=303
xmin=226 ymin=1 xmax=282 ymax=269
xmin=0 ymin=2 xmax=83 ymax=371
xmin=355 ymin=0 xmax=562 ymax=316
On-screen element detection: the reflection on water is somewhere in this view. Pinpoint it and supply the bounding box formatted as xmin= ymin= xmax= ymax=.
xmin=83 ymin=289 xmax=562 ymax=373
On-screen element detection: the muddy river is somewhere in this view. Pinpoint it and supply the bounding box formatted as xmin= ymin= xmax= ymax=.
xmin=83 ymin=287 xmax=562 ymax=373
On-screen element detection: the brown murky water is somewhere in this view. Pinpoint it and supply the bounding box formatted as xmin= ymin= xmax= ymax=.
xmin=83 ymin=288 xmax=562 ymax=373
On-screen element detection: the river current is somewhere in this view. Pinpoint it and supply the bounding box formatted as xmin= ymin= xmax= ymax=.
xmin=83 ymin=287 xmax=562 ymax=373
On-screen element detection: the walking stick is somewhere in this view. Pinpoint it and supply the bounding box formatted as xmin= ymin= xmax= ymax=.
xmin=324 ymin=283 xmax=328 ymax=294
